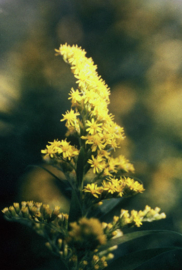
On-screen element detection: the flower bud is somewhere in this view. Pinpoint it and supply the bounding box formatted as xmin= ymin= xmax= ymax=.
xmin=45 ymin=242 xmax=52 ymax=251
xmin=21 ymin=207 xmax=29 ymax=218
xmin=58 ymin=238 xmax=63 ymax=249
xmin=9 ymin=206 xmax=17 ymax=217
xmin=13 ymin=203 xmax=20 ymax=214
xmin=2 ymin=207 xmax=11 ymax=218
xmin=21 ymin=201 xmax=27 ymax=207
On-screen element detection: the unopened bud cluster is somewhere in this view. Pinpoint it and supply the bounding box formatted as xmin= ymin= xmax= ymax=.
xmin=2 ymin=201 xmax=68 ymax=236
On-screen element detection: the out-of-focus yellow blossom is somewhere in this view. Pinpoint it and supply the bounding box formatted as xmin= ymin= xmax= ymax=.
xmin=124 ymin=177 xmax=145 ymax=193
xmin=67 ymin=217 xmax=106 ymax=251
xmin=115 ymin=155 xmax=135 ymax=173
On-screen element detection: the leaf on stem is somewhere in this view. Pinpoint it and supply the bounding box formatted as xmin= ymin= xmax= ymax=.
xmin=68 ymin=189 xmax=82 ymax=224
xmin=108 ymin=247 xmax=181 ymax=270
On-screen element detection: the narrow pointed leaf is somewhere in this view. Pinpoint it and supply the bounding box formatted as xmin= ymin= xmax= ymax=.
xmin=27 ymin=165 xmax=72 ymax=198
xmin=93 ymin=198 xmax=122 ymax=219
xmin=76 ymin=147 xmax=85 ymax=188
xmin=68 ymin=189 xmax=82 ymax=224
xmin=101 ymin=230 xmax=182 ymax=251
xmin=107 ymin=247 xmax=179 ymax=270
xmin=134 ymin=248 xmax=182 ymax=270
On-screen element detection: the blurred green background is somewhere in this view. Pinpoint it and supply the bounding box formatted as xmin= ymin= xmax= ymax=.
xmin=1 ymin=0 xmax=182 ymax=269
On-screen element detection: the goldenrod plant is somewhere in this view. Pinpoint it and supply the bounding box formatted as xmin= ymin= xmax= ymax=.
xmin=3 ymin=44 xmax=175 ymax=270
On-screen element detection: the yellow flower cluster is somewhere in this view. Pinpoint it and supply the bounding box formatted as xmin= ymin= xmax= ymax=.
xmin=101 ymin=206 xmax=166 ymax=240
xmin=41 ymin=139 xmax=79 ymax=161
xmin=83 ymin=177 xmax=144 ymax=201
xmin=54 ymin=44 xmax=129 ymax=177
xmin=87 ymin=154 xmax=134 ymax=175
xmin=119 ymin=206 xmax=166 ymax=228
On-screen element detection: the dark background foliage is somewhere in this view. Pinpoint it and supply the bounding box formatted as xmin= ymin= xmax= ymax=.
xmin=1 ymin=0 xmax=182 ymax=269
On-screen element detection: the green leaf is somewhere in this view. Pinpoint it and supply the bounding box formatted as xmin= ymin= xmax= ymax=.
xmin=68 ymin=189 xmax=83 ymax=224
xmin=27 ymin=164 xmax=72 ymax=198
xmin=76 ymin=147 xmax=85 ymax=188
xmin=101 ymin=230 xmax=182 ymax=251
xmin=107 ymin=247 xmax=179 ymax=270
xmin=99 ymin=198 xmax=123 ymax=220
xmin=133 ymin=248 xmax=182 ymax=270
